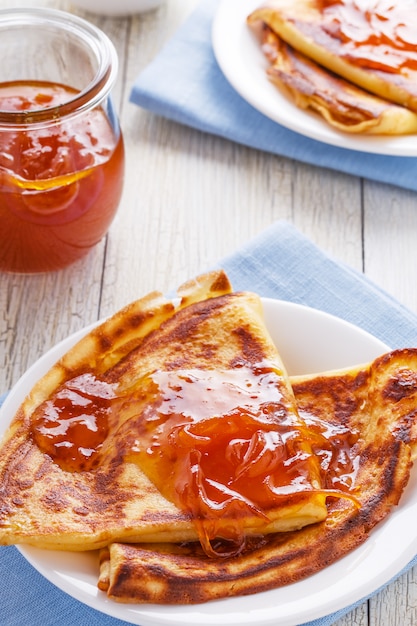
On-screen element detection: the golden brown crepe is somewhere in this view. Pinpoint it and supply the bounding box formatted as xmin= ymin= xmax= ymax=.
xmin=247 ymin=0 xmax=417 ymax=133
xmin=249 ymin=20 xmax=417 ymax=134
xmin=98 ymin=349 xmax=417 ymax=604
xmin=0 ymin=270 xmax=327 ymax=554
xmin=3 ymin=270 xmax=417 ymax=606
xmin=248 ymin=1 xmax=417 ymax=110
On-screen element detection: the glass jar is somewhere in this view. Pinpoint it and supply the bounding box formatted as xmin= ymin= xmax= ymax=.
xmin=0 ymin=8 xmax=125 ymax=273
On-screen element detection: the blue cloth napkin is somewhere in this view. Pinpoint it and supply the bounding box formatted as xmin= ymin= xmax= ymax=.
xmin=1 ymin=220 xmax=417 ymax=626
xmin=130 ymin=0 xmax=417 ymax=192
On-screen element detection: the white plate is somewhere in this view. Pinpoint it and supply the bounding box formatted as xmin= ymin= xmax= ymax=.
xmin=212 ymin=0 xmax=417 ymax=156
xmin=3 ymin=299 xmax=417 ymax=626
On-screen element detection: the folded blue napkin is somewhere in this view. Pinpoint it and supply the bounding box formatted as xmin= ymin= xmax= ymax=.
xmin=1 ymin=220 xmax=417 ymax=626
xmin=130 ymin=0 xmax=417 ymax=192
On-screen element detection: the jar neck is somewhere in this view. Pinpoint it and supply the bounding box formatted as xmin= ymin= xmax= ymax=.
xmin=0 ymin=72 xmax=115 ymax=128
xmin=0 ymin=8 xmax=118 ymax=128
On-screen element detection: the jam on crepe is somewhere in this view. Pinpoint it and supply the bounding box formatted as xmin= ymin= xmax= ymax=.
xmin=127 ymin=364 xmax=360 ymax=557
xmin=32 ymin=362 xmax=361 ymax=558
xmin=31 ymin=373 xmax=116 ymax=472
xmin=320 ymin=0 xmax=417 ymax=72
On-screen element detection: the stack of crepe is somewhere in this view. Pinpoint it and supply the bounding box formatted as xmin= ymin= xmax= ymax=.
xmin=247 ymin=0 xmax=417 ymax=134
xmin=1 ymin=270 xmax=417 ymax=604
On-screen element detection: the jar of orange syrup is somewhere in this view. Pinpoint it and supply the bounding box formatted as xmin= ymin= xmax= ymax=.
xmin=0 ymin=8 xmax=125 ymax=273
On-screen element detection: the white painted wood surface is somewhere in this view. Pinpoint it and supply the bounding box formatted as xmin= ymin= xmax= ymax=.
xmin=1 ymin=1 xmax=416 ymax=624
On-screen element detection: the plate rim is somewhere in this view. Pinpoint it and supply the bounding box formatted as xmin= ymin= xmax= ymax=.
xmin=212 ymin=0 xmax=417 ymax=157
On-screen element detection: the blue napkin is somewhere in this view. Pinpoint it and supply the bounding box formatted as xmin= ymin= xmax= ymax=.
xmin=1 ymin=220 xmax=417 ymax=625
xmin=130 ymin=0 xmax=417 ymax=192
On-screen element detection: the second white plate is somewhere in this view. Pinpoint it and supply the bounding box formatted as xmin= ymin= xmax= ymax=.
xmin=212 ymin=0 xmax=417 ymax=156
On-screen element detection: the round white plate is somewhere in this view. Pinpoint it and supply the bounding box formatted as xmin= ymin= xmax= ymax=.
xmin=212 ymin=0 xmax=417 ymax=156
xmin=2 ymin=299 xmax=417 ymax=626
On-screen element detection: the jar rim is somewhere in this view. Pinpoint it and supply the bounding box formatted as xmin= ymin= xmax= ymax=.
xmin=0 ymin=7 xmax=118 ymax=127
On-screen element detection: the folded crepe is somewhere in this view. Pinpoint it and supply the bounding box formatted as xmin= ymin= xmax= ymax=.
xmin=248 ymin=19 xmax=417 ymax=134
xmin=98 ymin=348 xmax=417 ymax=603
xmin=2 ymin=269 xmax=417 ymax=605
xmin=0 ymin=270 xmax=328 ymax=555
xmin=247 ymin=0 xmax=417 ymax=133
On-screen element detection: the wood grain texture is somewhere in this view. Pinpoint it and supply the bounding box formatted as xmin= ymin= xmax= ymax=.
xmin=0 ymin=1 xmax=416 ymax=624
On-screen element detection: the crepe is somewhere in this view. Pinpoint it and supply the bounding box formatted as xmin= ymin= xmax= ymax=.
xmin=247 ymin=0 xmax=417 ymax=120
xmin=98 ymin=348 xmax=417 ymax=603
xmin=0 ymin=270 xmax=328 ymax=554
xmin=249 ymin=21 xmax=417 ymax=134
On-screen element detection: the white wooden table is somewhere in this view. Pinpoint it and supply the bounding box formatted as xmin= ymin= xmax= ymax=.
xmin=1 ymin=0 xmax=417 ymax=624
